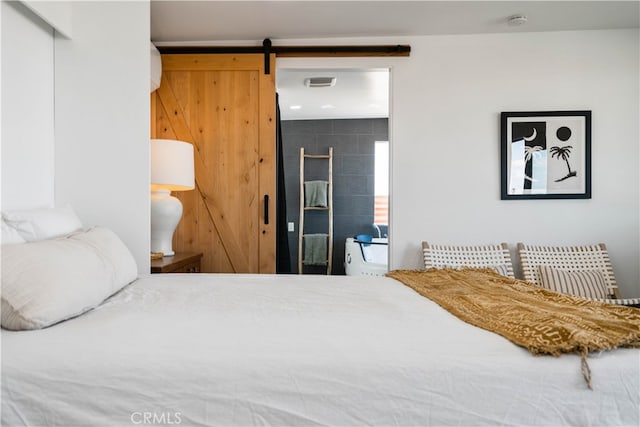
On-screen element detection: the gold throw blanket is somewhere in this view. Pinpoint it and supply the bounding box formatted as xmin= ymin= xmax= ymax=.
xmin=387 ymin=268 xmax=640 ymax=388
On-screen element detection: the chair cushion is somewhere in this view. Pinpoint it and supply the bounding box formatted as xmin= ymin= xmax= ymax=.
xmin=538 ymin=265 xmax=609 ymax=299
xmin=489 ymin=264 xmax=511 ymax=277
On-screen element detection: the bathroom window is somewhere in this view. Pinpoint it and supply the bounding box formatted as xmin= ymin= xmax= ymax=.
xmin=374 ymin=141 xmax=389 ymax=225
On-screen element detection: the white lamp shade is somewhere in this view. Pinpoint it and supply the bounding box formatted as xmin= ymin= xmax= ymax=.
xmin=151 ymin=139 xmax=195 ymax=191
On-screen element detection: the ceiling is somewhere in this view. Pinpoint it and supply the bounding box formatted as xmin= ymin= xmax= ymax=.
xmin=151 ymin=1 xmax=639 ymax=43
xmin=151 ymin=1 xmax=639 ymax=120
xmin=276 ymin=68 xmax=389 ymax=120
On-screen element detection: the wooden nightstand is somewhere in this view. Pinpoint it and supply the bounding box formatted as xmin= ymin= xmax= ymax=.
xmin=151 ymin=252 xmax=203 ymax=274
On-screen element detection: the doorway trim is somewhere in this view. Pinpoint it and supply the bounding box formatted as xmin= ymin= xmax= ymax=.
xmin=276 ymin=56 xmax=396 ymax=270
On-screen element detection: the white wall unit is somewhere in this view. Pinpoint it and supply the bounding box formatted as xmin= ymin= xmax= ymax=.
xmin=279 ymin=29 xmax=639 ymax=297
xmin=54 ymin=1 xmax=150 ymax=273
xmin=1 ymin=0 xmax=55 ymax=210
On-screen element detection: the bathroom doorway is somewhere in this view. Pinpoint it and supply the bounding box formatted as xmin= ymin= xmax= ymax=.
xmin=276 ymin=66 xmax=390 ymax=274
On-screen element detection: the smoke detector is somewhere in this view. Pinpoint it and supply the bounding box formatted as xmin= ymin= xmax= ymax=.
xmin=304 ymin=77 xmax=336 ymax=88
xmin=508 ymin=15 xmax=528 ymax=26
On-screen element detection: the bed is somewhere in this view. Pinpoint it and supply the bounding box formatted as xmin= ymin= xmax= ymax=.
xmin=2 ymin=272 xmax=639 ymax=426
xmin=1 ymin=219 xmax=639 ymax=426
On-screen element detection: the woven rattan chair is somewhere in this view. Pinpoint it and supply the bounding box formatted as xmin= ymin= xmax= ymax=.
xmin=517 ymin=242 xmax=640 ymax=306
xmin=422 ymin=242 xmax=515 ymax=278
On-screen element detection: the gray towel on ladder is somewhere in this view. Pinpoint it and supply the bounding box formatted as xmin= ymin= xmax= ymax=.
xmin=303 ymin=234 xmax=328 ymax=266
xmin=304 ymin=181 xmax=328 ymax=207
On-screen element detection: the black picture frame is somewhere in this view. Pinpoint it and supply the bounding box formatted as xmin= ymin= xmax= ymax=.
xmin=501 ymin=110 xmax=591 ymax=200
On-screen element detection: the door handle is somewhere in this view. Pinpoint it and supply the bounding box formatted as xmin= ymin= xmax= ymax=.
xmin=264 ymin=194 xmax=270 ymax=225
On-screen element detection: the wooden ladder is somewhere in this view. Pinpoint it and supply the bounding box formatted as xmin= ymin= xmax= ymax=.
xmin=298 ymin=147 xmax=333 ymax=274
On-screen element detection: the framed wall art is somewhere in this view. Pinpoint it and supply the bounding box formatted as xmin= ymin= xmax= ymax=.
xmin=501 ymin=110 xmax=591 ymax=200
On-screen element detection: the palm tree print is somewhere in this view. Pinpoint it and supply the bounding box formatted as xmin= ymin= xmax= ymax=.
xmin=523 ymin=145 xmax=543 ymax=183
xmin=550 ymin=145 xmax=577 ymax=182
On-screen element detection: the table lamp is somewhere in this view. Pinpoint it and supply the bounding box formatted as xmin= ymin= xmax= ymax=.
xmin=150 ymin=139 xmax=195 ymax=256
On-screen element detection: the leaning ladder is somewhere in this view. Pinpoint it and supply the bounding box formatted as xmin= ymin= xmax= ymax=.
xmin=298 ymin=147 xmax=334 ymax=274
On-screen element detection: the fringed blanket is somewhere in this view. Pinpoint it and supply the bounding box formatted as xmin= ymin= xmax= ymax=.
xmin=387 ymin=268 xmax=640 ymax=388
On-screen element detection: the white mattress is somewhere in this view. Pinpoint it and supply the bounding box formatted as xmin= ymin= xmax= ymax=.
xmin=2 ymin=274 xmax=639 ymax=426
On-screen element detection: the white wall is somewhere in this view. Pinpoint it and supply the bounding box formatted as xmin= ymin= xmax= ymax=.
xmin=1 ymin=0 xmax=55 ymax=210
xmin=392 ymin=29 xmax=639 ymax=297
xmin=54 ymin=1 xmax=150 ymax=273
xmin=279 ymin=29 xmax=639 ymax=297
xmin=9 ymin=16 xmax=632 ymax=288
xmin=22 ymin=0 xmax=72 ymax=38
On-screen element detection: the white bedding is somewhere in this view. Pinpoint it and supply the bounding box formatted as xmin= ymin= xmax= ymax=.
xmin=2 ymin=273 xmax=639 ymax=426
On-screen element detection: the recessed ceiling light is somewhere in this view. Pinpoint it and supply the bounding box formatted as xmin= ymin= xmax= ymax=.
xmin=507 ymin=15 xmax=527 ymax=26
xmin=321 ymin=104 xmax=335 ymax=109
xmin=290 ymin=105 xmax=302 ymax=110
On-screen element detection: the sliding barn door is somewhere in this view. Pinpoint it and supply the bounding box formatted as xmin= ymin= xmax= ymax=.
xmin=151 ymin=54 xmax=276 ymax=273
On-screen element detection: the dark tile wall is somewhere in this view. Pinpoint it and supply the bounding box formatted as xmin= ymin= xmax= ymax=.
xmin=281 ymin=118 xmax=388 ymax=274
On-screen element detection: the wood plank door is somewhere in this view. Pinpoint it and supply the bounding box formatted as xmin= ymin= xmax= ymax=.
xmin=151 ymin=54 xmax=276 ymax=273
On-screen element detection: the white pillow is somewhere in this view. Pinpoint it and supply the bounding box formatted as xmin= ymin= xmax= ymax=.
xmin=2 ymin=205 xmax=83 ymax=242
xmin=1 ymin=227 xmax=137 ymax=330
xmin=1 ymin=218 xmax=26 ymax=245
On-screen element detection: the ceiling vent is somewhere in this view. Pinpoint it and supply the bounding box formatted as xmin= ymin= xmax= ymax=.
xmin=507 ymin=14 xmax=527 ymax=26
xmin=304 ymin=77 xmax=336 ymax=88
